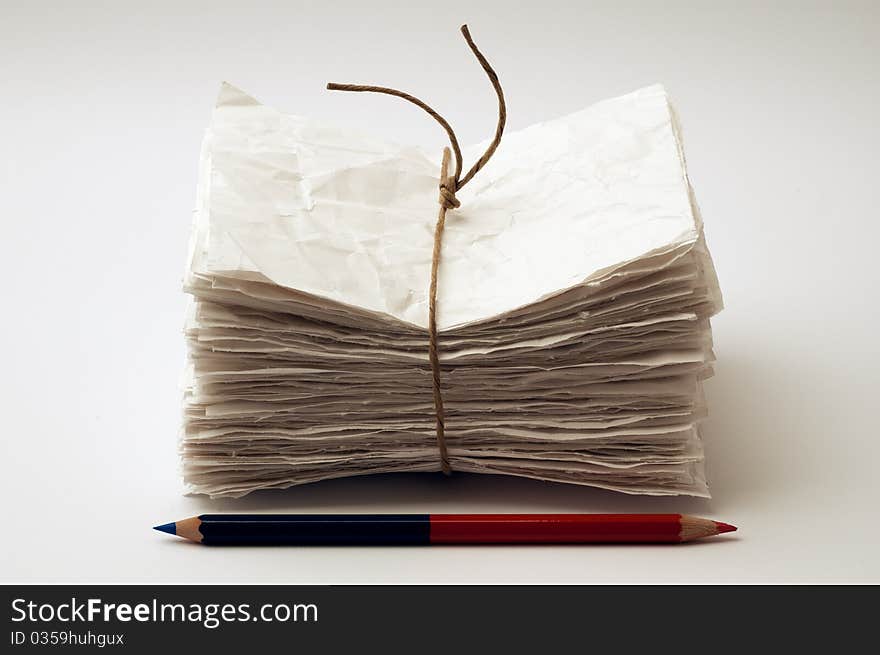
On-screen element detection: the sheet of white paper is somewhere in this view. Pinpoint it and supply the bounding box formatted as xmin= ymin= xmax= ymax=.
xmin=192 ymin=82 xmax=705 ymax=331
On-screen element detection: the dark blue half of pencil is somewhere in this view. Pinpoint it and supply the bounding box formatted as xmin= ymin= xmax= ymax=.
xmin=156 ymin=514 xmax=429 ymax=545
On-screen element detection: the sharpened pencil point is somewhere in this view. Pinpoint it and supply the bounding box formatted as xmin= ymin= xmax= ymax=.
xmin=153 ymin=522 xmax=177 ymax=536
xmin=713 ymin=521 xmax=737 ymax=534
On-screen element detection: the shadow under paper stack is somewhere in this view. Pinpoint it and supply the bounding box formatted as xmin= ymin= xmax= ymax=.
xmin=181 ymin=83 xmax=722 ymax=499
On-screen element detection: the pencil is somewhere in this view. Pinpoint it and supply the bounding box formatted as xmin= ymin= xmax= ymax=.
xmin=154 ymin=514 xmax=736 ymax=545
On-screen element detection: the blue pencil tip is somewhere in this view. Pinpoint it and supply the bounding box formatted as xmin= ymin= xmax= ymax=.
xmin=153 ymin=522 xmax=177 ymax=535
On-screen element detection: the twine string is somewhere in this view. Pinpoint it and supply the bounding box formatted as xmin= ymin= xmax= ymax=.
xmin=327 ymin=24 xmax=506 ymax=475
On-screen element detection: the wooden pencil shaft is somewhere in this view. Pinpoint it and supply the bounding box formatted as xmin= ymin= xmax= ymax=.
xmin=156 ymin=514 xmax=734 ymax=545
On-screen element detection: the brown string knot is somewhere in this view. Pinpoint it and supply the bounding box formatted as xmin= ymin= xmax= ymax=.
xmin=438 ymin=178 xmax=460 ymax=210
xmin=327 ymin=24 xmax=506 ymax=476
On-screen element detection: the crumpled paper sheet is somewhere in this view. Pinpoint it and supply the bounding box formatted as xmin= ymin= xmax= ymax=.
xmin=191 ymin=82 xmax=713 ymax=331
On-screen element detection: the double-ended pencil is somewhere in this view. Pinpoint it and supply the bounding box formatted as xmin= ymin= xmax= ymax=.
xmin=154 ymin=514 xmax=736 ymax=545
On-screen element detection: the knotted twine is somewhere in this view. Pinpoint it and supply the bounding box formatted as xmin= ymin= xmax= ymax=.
xmin=327 ymin=24 xmax=506 ymax=475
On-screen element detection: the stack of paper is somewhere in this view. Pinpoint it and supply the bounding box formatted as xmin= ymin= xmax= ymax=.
xmin=181 ymin=82 xmax=722 ymax=498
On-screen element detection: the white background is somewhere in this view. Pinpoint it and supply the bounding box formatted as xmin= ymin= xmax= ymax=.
xmin=2 ymin=0 xmax=878 ymax=583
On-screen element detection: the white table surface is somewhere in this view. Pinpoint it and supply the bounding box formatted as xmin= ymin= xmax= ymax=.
xmin=2 ymin=0 xmax=878 ymax=584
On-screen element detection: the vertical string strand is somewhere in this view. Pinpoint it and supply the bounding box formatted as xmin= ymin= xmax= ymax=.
xmin=327 ymin=24 xmax=506 ymax=475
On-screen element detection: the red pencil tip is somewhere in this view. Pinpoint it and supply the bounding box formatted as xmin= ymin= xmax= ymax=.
xmin=713 ymin=521 xmax=737 ymax=534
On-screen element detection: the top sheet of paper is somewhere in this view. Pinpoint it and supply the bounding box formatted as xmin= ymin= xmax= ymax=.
xmin=192 ymin=82 xmax=702 ymax=331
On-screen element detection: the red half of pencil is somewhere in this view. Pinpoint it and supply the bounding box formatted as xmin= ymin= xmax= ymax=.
xmin=154 ymin=514 xmax=737 ymax=545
